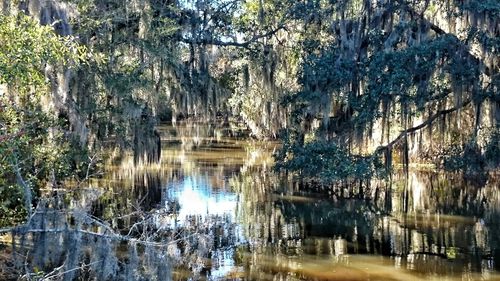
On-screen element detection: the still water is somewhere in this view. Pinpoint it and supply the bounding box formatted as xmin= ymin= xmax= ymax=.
xmin=89 ymin=122 xmax=500 ymax=280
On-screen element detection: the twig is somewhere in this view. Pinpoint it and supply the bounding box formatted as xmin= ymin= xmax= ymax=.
xmin=42 ymin=259 xmax=103 ymax=280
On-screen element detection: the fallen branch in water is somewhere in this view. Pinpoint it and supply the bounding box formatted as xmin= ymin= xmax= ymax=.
xmin=1 ymin=197 xmax=179 ymax=280
xmin=1 ymin=226 xmax=201 ymax=249
xmin=0 ymin=206 xmax=199 ymax=249
xmin=40 ymin=259 xmax=103 ymax=281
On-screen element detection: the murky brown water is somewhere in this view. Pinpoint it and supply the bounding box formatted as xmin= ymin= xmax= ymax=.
xmin=86 ymin=121 xmax=500 ymax=280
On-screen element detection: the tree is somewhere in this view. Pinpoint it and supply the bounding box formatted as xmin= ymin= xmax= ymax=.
xmin=0 ymin=13 xmax=82 ymax=226
xmin=273 ymin=0 xmax=499 ymax=185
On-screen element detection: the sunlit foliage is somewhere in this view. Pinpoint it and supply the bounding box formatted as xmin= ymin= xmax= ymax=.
xmin=0 ymin=13 xmax=82 ymax=226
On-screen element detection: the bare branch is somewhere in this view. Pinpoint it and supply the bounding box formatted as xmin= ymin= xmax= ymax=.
xmin=375 ymin=99 xmax=472 ymax=154
xmin=11 ymin=156 xmax=32 ymax=219
xmin=42 ymin=260 xmax=102 ymax=280
xmin=179 ymin=25 xmax=286 ymax=48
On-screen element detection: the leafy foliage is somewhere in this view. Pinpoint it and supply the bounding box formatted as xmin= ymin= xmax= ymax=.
xmin=275 ymin=137 xmax=386 ymax=184
xmin=0 ymin=14 xmax=83 ymax=226
xmin=443 ymin=128 xmax=500 ymax=180
xmin=0 ymin=14 xmax=82 ymax=95
xmin=0 ymin=185 xmax=27 ymax=227
xmin=274 ymin=0 xmax=497 ymax=184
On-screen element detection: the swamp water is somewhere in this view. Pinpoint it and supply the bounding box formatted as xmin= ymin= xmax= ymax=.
xmin=2 ymin=122 xmax=500 ymax=280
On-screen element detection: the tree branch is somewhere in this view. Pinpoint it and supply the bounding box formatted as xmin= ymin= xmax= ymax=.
xmin=375 ymin=98 xmax=472 ymax=154
xmin=11 ymin=156 xmax=32 ymax=219
xmin=179 ymin=25 xmax=286 ymax=48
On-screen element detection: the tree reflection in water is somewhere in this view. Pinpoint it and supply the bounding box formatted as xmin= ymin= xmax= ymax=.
xmin=235 ymin=168 xmax=500 ymax=280
xmin=3 ymin=122 xmax=498 ymax=280
xmin=99 ymin=122 xmax=500 ymax=280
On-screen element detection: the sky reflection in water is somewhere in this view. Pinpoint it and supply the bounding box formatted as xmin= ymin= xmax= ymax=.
xmin=165 ymin=176 xmax=238 ymax=223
